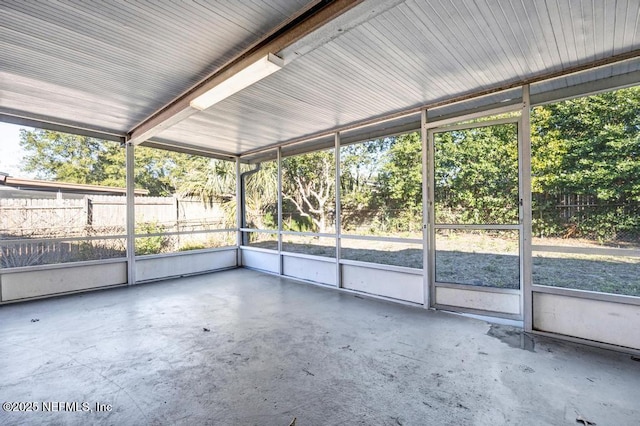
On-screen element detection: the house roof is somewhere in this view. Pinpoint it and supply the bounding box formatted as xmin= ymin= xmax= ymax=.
xmin=0 ymin=174 xmax=148 ymax=196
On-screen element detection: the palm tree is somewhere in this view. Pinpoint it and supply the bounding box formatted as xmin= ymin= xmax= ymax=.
xmin=244 ymin=161 xmax=278 ymax=229
xmin=177 ymin=158 xmax=278 ymax=230
xmin=178 ymin=158 xmax=236 ymax=206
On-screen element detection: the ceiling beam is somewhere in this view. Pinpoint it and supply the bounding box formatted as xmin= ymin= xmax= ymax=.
xmin=127 ymin=0 xmax=363 ymax=145
xmin=143 ymin=139 xmax=238 ymax=161
xmin=0 ymin=111 xmax=125 ymax=143
xmin=530 ymin=69 xmax=640 ymax=106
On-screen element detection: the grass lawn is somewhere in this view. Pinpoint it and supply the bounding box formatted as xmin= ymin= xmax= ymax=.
xmin=247 ymin=232 xmax=640 ymax=297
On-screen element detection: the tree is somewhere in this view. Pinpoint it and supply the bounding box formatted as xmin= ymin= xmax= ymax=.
xmin=531 ymin=86 xmax=640 ymax=240
xmin=339 ymin=139 xmax=390 ymax=229
xmin=243 ymin=161 xmax=278 ymax=230
xmin=175 ymin=157 xmax=238 ymax=228
xmin=20 ymin=130 xmax=119 ymax=184
xmin=177 ymin=158 xmax=236 ymax=205
xmin=17 ymin=129 xmax=268 ymax=231
xmin=177 ymin=159 xmax=280 ymax=230
xmin=17 ymin=86 xmax=640 ymax=243
xmin=532 ymin=89 xmax=640 ymax=199
xmin=282 ymin=150 xmax=335 ymax=233
xmin=433 ymin=123 xmax=519 ymax=224
xmin=377 ymin=132 xmax=423 ymax=231
xmin=19 ymin=129 xmax=197 ymax=196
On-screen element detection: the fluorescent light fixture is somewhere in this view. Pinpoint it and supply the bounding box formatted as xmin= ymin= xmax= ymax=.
xmin=190 ymin=53 xmax=285 ymax=111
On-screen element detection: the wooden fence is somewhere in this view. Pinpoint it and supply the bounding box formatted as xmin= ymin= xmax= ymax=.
xmin=0 ymin=195 xmax=228 ymax=238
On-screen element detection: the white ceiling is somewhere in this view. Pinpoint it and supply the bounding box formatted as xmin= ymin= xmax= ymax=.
xmin=2 ymin=0 xmax=639 ymax=159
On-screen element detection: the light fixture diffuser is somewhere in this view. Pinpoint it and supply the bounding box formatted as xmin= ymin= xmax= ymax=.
xmin=190 ymin=53 xmax=284 ymax=111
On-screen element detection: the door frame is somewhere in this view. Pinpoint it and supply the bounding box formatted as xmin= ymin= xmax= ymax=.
xmin=422 ymin=104 xmax=529 ymax=320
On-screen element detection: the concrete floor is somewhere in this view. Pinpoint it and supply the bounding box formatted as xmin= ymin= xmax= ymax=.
xmin=0 ymin=269 xmax=638 ymax=426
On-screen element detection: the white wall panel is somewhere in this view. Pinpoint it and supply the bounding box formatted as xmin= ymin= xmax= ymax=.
xmin=1 ymin=261 xmax=127 ymax=301
xmin=283 ymin=255 xmax=336 ymax=286
xmin=342 ymin=264 xmax=423 ymax=303
xmin=241 ymin=249 xmax=280 ymax=274
xmin=436 ymin=286 xmax=520 ymax=315
xmin=136 ymin=249 xmax=236 ymax=282
xmin=533 ymin=292 xmax=640 ymax=350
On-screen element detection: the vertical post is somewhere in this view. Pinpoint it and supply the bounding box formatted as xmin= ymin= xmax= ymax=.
xmin=334 ymin=132 xmax=341 ymax=288
xmin=277 ymin=148 xmax=283 ymax=275
xmin=236 ymin=157 xmax=242 ymax=267
xmin=421 ymin=110 xmax=431 ymax=308
xmin=125 ymin=142 xmax=136 ymax=285
xmin=83 ymin=196 xmax=93 ymax=226
xmin=174 ymin=195 xmax=180 ymax=249
xmin=521 ymin=85 xmax=534 ymax=331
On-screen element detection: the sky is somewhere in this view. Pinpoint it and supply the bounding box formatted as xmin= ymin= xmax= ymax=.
xmin=0 ymin=122 xmax=33 ymax=177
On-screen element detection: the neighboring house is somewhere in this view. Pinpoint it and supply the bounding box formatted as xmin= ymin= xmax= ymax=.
xmin=0 ymin=172 xmax=148 ymax=197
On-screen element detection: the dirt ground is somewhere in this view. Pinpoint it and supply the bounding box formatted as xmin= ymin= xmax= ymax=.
xmin=248 ymin=232 xmax=640 ymax=297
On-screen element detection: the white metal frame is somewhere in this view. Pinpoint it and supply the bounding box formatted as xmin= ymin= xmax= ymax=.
xmin=421 ymin=109 xmax=431 ymax=308
xmin=335 ymin=132 xmax=342 ymax=288
xmin=240 ymin=127 xmax=426 ymax=291
xmin=277 ymin=148 xmax=284 ymax=275
xmin=3 ymin=235 xmax=127 ymax=245
xmin=0 ymin=257 xmax=126 ymax=275
xmin=426 ymin=106 xmax=525 ymax=319
xmin=3 ymin=73 xmax=640 ymax=352
xmin=520 ymin=85 xmax=533 ymax=331
xmin=126 ymin=142 xmax=136 ymax=285
xmin=235 ymin=157 xmax=242 ymax=266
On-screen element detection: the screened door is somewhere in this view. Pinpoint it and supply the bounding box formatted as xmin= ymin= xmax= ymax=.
xmin=427 ymin=117 xmax=523 ymax=318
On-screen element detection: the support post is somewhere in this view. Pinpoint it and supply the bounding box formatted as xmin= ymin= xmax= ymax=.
xmin=83 ymin=196 xmax=93 ymax=226
xmin=521 ymin=85 xmax=534 ymax=331
xmin=236 ymin=157 xmax=242 ymax=267
xmin=334 ymin=132 xmax=341 ymax=288
xmin=421 ymin=110 xmax=431 ymax=308
xmin=125 ymin=142 xmax=136 ymax=285
xmin=277 ymin=148 xmax=283 ymax=275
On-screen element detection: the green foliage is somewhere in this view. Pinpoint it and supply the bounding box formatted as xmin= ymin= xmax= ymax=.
xmin=338 ymin=87 xmax=639 ymax=242
xmin=372 ymin=133 xmax=423 ymax=232
xmin=176 ymin=157 xmax=238 ymax=228
xmin=132 ymin=147 xmax=192 ymax=196
xmin=177 ymin=158 xmax=236 ymax=205
xmin=16 ymin=87 xmax=640 ymax=244
xmin=531 ymin=86 xmax=640 ymax=240
xmin=135 ymin=221 xmax=171 ymax=255
xmin=261 ymin=211 xmax=277 ymax=230
xmin=19 ymin=129 xmax=208 ymax=196
xmin=378 ymin=132 xmax=422 ymax=216
xmin=244 ymin=161 xmax=278 ymax=229
xmin=178 ymin=242 xmax=207 ymax=251
xmin=338 ymin=133 xmax=424 ymax=234
xmin=283 ymin=215 xmax=314 ymax=232
xmin=532 ymin=89 xmax=640 ymax=199
xmin=20 ymin=130 xmax=119 ymax=184
xmin=340 ymin=139 xmax=388 ymax=229
xmin=434 ymin=123 xmax=519 ymax=224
